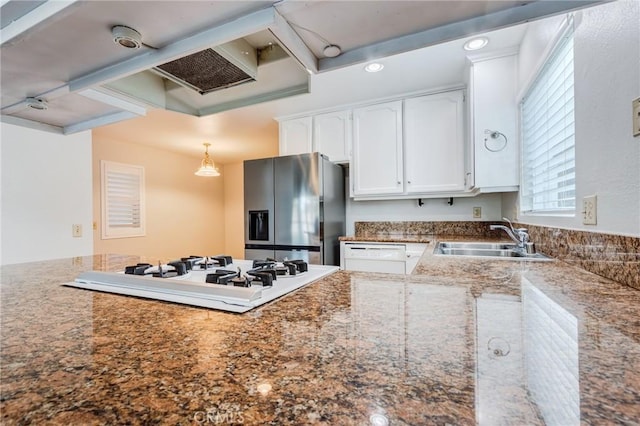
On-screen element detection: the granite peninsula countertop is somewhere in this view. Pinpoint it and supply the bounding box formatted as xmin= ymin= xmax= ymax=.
xmin=2 ymin=245 xmax=640 ymax=425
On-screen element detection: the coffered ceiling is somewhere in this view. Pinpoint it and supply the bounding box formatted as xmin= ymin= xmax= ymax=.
xmin=1 ymin=0 xmax=604 ymax=163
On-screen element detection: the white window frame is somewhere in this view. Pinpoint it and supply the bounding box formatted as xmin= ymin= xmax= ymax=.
xmin=519 ymin=18 xmax=575 ymax=216
xmin=101 ymin=160 xmax=146 ymax=239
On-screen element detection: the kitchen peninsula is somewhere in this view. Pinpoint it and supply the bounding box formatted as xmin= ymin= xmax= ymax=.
xmin=2 ymin=245 xmax=639 ymax=424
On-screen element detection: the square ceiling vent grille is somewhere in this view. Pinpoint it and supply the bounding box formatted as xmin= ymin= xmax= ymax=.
xmin=155 ymin=49 xmax=255 ymax=95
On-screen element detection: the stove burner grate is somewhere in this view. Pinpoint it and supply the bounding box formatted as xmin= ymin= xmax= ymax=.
xmin=123 ymin=254 xmax=235 ymax=279
xmin=124 ymin=261 xmax=190 ymax=279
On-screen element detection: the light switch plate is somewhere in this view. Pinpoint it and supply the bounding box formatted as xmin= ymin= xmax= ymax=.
xmin=582 ymin=195 xmax=597 ymax=225
xmin=633 ymin=97 xmax=640 ymax=137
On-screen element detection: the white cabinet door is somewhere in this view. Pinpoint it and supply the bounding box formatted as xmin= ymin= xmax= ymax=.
xmin=471 ymin=54 xmax=519 ymax=191
xmin=279 ymin=116 xmax=312 ymax=156
xmin=404 ymin=90 xmax=466 ymax=193
xmin=352 ymin=101 xmax=403 ymax=196
xmin=313 ymin=110 xmax=351 ymax=163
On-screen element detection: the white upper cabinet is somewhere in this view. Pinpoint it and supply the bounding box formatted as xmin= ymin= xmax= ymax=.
xmin=279 ymin=116 xmax=312 ymax=156
xmin=313 ymin=110 xmax=352 ymax=163
xmin=404 ymin=91 xmax=465 ymax=193
xmin=351 ymin=91 xmax=467 ymax=200
xmin=278 ymin=111 xmax=351 ymax=162
xmin=278 ymin=88 xmax=471 ymax=200
xmin=351 ymin=100 xmax=404 ymax=196
xmin=469 ymin=53 xmax=519 ymax=191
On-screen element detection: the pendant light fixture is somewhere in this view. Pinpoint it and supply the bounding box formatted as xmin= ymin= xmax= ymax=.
xmin=195 ymin=143 xmax=220 ymax=177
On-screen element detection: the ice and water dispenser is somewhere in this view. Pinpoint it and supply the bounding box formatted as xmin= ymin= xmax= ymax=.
xmin=248 ymin=210 xmax=269 ymax=241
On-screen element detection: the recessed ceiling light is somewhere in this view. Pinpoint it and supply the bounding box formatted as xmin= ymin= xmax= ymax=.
xmin=364 ymin=63 xmax=384 ymax=73
xmin=112 ymin=25 xmax=142 ymax=49
xmin=463 ymin=37 xmax=489 ymax=51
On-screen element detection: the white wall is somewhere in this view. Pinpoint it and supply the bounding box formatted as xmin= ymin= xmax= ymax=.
xmin=223 ymin=162 xmax=245 ymax=259
xmin=92 ymin=136 xmax=225 ymax=261
xmin=513 ymin=0 xmax=640 ymax=236
xmin=516 ymin=15 xmax=566 ymax=94
xmin=346 ymin=180 xmax=503 ymax=235
xmin=1 ymin=123 xmax=93 ymax=264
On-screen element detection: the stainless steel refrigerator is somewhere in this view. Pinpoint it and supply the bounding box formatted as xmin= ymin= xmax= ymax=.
xmin=244 ymin=152 xmax=345 ymax=265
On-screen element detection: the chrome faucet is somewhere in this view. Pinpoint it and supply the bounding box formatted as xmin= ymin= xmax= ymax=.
xmin=490 ymin=217 xmax=531 ymax=252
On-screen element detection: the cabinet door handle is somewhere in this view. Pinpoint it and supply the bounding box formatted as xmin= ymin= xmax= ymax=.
xmin=397 ymin=181 xmax=401 ymax=185
xmin=407 ymin=181 xmax=411 ymax=184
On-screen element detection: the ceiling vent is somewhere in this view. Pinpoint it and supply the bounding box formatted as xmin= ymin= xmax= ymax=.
xmin=153 ymin=39 xmax=257 ymax=95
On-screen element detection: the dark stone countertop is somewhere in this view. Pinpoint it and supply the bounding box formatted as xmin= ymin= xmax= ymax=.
xmin=1 ymin=246 xmax=639 ymax=424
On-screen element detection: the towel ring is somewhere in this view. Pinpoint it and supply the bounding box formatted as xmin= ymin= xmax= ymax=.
xmin=484 ymin=129 xmax=508 ymax=152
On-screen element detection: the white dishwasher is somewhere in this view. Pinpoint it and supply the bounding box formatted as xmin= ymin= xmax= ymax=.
xmin=342 ymin=243 xmax=407 ymax=274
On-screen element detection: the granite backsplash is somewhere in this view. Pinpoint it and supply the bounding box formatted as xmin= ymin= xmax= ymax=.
xmin=354 ymin=221 xmax=640 ymax=291
xmin=354 ymin=221 xmax=501 ymax=238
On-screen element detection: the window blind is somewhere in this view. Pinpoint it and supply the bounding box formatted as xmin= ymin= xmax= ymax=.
xmin=521 ymin=27 xmax=575 ymax=214
xmin=101 ymin=161 xmax=145 ymax=239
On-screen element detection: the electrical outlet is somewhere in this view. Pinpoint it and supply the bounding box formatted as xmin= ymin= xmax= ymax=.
xmin=582 ymin=195 xmax=597 ymax=225
xmin=473 ymin=206 xmax=482 ymax=218
xmin=72 ymin=224 xmax=82 ymax=237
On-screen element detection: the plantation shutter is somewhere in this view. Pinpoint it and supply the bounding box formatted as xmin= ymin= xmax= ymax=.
xmin=101 ymin=161 xmax=145 ymax=238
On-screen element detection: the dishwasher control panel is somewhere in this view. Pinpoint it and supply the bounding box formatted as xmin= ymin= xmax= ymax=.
xmin=343 ymin=243 xmax=406 ymax=260
xmin=340 ymin=241 xmax=427 ymax=274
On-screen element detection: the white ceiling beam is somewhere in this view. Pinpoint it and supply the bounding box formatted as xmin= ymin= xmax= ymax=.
xmin=69 ymin=7 xmax=277 ymax=92
xmin=0 ymin=0 xmax=78 ymax=46
xmin=1 ymin=100 xmax=28 ymax=115
xmin=197 ymin=82 xmax=310 ymax=116
xmin=1 ymin=84 xmax=69 ymax=114
xmin=269 ymin=10 xmax=318 ymax=74
xmin=319 ymin=0 xmax=607 ymax=72
xmin=63 ymin=111 xmax=138 ymax=135
xmin=1 ymin=115 xmax=63 ymax=134
xmin=78 ymin=89 xmax=147 ymax=117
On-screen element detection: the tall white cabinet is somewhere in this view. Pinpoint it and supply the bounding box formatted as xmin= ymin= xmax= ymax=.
xmin=468 ymin=52 xmax=519 ymax=191
xmin=351 ymin=101 xmax=404 ymax=196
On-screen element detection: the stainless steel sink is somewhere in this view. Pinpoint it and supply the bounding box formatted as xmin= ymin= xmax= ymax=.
xmin=434 ymin=242 xmax=552 ymax=261
xmin=437 ymin=242 xmax=515 ymax=250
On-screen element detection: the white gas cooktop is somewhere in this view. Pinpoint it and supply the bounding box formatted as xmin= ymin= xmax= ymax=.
xmin=65 ymin=259 xmax=338 ymax=313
